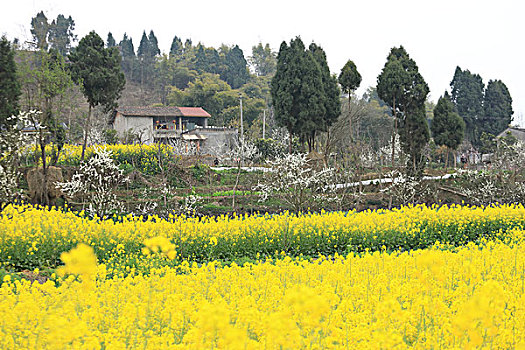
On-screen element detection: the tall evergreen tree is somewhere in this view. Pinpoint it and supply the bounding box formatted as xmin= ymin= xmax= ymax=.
xmin=0 ymin=36 xmax=21 ymax=129
xmin=148 ymin=30 xmax=160 ymax=57
xmin=30 ymin=11 xmax=49 ymax=50
xmin=48 ymin=14 xmax=75 ymax=56
xmin=169 ymin=35 xmax=183 ymax=58
xmin=119 ymin=33 xmax=136 ymax=80
xmin=223 ymin=45 xmax=250 ymax=89
xmin=431 ymin=92 xmax=465 ymax=167
xmin=69 ymin=31 xmax=125 ymax=160
xmin=450 ymin=66 xmax=484 ymax=145
xmin=309 ymin=43 xmax=341 ymax=137
xmin=480 ymin=80 xmax=513 ymax=137
xmin=106 ymin=32 xmax=116 ymax=48
xmin=338 ymin=59 xmax=362 ymax=141
xmin=137 ymin=30 xmax=158 ymax=88
xmin=137 ymin=31 xmax=150 ymax=58
xmin=377 ymin=46 xmax=430 ymax=174
xmin=249 ymin=43 xmax=276 ymax=77
xmin=271 ymin=37 xmax=325 ymax=152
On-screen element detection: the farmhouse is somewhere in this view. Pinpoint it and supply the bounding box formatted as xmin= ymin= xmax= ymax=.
xmin=111 ymin=106 xmax=237 ymax=153
xmin=496 ymin=127 xmax=525 ymax=142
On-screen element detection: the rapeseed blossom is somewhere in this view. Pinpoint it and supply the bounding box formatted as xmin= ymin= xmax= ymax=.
xmin=0 ymin=235 xmax=524 ymax=348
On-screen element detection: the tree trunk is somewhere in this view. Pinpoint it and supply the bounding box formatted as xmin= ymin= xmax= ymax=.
xmin=348 ymin=94 xmax=353 ymax=143
xmin=391 ymin=118 xmax=397 ymax=166
xmin=445 ymin=148 xmax=449 ymax=170
xmin=81 ymin=104 xmax=92 ymax=161
xmin=39 ymin=132 xmax=49 ymax=206
xmin=391 ymin=96 xmax=396 ymax=166
xmin=232 ymin=161 xmax=241 ymax=210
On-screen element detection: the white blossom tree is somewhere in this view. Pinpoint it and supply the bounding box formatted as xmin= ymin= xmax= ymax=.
xmin=254 ymin=153 xmax=338 ymax=212
xmin=0 ymin=111 xmax=34 ymax=208
xmin=56 ymin=146 xmax=128 ymax=217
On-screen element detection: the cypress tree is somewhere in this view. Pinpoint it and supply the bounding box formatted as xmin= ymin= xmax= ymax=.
xmin=30 ymin=11 xmax=49 ymax=50
xmin=309 ymin=43 xmax=341 ymax=135
xmin=271 ymin=37 xmax=324 ymax=152
xmin=169 ymin=35 xmax=183 ymax=58
xmin=450 ymin=66 xmax=484 ymax=145
xmin=431 ymin=92 xmax=465 ymax=167
xmin=377 ymin=46 xmax=430 ymax=174
xmin=338 ymin=59 xmax=362 ymax=141
xmin=0 ymin=36 xmax=21 ymax=129
xmin=223 ymin=45 xmax=250 ymax=89
xmin=48 ymin=14 xmax=75 ymax=56
xmin=480 ymin=80 xmax=513 ymax=137
xmin=106 ymin=32 xmax=116 ymax=48
xmin=148 ymin=30 xmax=160 ymax=57
xmin=69 ymin=31 xmax=125 ymax=160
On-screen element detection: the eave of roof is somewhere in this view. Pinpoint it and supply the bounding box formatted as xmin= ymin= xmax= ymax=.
xmin=115 ymin=106 xmax=210 ymax=118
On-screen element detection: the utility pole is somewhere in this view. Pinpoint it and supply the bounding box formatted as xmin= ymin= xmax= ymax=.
xmin=239 ymin=94 xmax=244 ymax=143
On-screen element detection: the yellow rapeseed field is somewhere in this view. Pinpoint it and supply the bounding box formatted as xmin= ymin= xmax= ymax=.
xmin=1 ymin=204 xmax=525 ymax=348
xmin=1 ymin=235 xmax=524 ymax=349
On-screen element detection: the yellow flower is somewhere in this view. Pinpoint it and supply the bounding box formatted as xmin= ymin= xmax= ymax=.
xmin=57 ymin=243 xmax=98 ymax=279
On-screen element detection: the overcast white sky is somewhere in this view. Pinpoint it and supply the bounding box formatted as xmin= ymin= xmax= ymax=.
xmin=2 ymin=0 xmax=524 ymax=124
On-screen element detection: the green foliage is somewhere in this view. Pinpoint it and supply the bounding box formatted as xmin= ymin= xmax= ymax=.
xmin=30 ymin=11 xmax=49 ymax=50
xmin=191 ymin=162 xmax=210 ymax=181
xmin=48 ymin=14 xmax=75 ymax=56
xmin=249 ymin=42 xmax=276 ymax=77
xmin=479 ymin=132 xmax=496 ymax=154
xmin=480 ymin=79 xmax=513 ymax=137
xmin=106 ymin=32 xmax=116 ymax=48
xmin=1 ymin=205 xmax=523 ymax=273
xmin=450 ymin=66 xmax=485 ymax=145
xmin=254 ymin=138 xmax=286 ymax=160
xmin=69 ymin=31 xmax=125 ymax=113
xmin=30 ymin=12 xmax=76 ymax=55
xmin=0 ymin=36 xmax=21 ymax=129
xmin=222 ymin=45 xmax=250 ymax=89
xmin=377 ymin=46 xmax=430 ymax=173
xmin=431 ymin=92 xmax=465 ymax=151
xmin=103 ymin=129 xmax=119 ymax=145
xmin=309 ymin=43 xmax=341 ymax=134
xmin=169 ymin=35 xmax=183 ymax=59
xmin=271 ymin=37 xmax=326 ymax=150
xmin=338 ymin=59 xmax=362 ymax=94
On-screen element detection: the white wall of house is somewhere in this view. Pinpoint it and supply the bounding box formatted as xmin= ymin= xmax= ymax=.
xmin=113 ymin=113 xmax=154 ymax=144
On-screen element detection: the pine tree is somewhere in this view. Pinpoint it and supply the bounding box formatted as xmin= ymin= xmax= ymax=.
xmin=0 ymin=36 xmax=21 ymax=129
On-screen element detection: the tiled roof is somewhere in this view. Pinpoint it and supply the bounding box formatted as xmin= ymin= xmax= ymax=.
xmin=178 ymin=107 xmax=211 ymax=118
xmin=116 ymin=106 xmax=210 ymax=118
